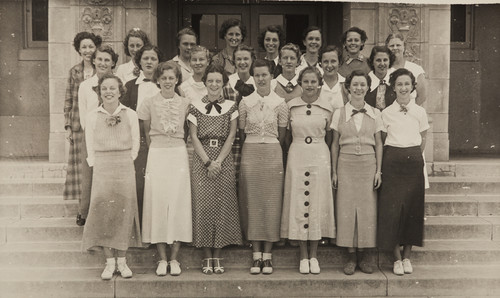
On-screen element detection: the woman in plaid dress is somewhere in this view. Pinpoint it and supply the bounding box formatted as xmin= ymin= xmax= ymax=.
xmin=63 ymin=32 xmax=102 ymax=226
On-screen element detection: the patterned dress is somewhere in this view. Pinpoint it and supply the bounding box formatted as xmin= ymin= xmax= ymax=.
xmin=187 ymin=97 xmax=243 ymax=248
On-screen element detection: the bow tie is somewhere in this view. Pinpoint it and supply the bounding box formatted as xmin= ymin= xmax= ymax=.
xmin=205 ymin=101 xmax=222 ymax=114
xmin=380 ymin=79 xmax=386 ymax=85
xmin=234 ymin=80 xmax=255 ymax=97
xmin=400 ymin=104 xmax=408 ymax=114
xmin=351 ymin=108 xmax=367 ymax=117
xmin=142 ymin=78 xmax=151 ymax=82
xmin=283 ymin=82 xmax=294 ymax=93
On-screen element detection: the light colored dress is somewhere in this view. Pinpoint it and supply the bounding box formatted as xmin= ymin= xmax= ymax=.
xmin=137 ymin=93 xmax=192 ymax=244
xmin=281 ymin=96 xmax=336 ymax=241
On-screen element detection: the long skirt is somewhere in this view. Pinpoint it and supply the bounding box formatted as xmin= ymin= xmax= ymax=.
xmin=142 ymin=146 xmax=192 ymax=244
xmin=82 ymin=150 xmax=142 ymax=251
xmin=134 ymin=126 xmax=148 ymax=226
xmin=377 ymin=146 xmax=425 ymax=251
xmin=336 ymin=153 xmax=377 ymax=248
xmin=63 ymin=129 xmax=83 ymax=202
xmin=239 ymin=142 xmax=284 ymax=242
xmin=281 ymin=142 xmax=336 ymax=241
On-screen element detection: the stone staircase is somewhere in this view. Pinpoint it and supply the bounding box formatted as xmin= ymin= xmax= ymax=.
xmin=0 ymin=158 xmax=499 ymax=297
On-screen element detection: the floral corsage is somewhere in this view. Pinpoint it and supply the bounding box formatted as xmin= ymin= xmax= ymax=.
xmin=105 ymin=115 xmax=121 ymax=127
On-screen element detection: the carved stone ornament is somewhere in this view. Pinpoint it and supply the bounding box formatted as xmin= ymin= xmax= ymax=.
xmin=82 ymin=0 xmax=112 ymax=5
xmin=388 ymin=5 xmax=421 ymax=63
xmin=80 ymin=6 xmax=113 ymax=40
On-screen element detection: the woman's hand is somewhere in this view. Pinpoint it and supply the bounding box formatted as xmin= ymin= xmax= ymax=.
xmin=331 ymin=172 xmax=338 ymax=189
xmin=207 ymin=160 xmax=222 ymax=179
xmin=65 ymin=128 xmax=73 ymax=144
xmin=374 ymin=172 xmax=382 ymax=189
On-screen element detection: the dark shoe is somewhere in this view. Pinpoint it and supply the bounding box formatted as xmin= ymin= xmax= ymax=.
xmin=358 ymin=260 xmax=373 ymax=274
xmin=76 ymin=214 xmax=86 ymax=226
xmin=343 ymin=261 xmax=356 ymax=275
xmin=250 ymin=258 xmax=263 ymax=274
xmin=262 ymin=259 xmax=273 ymax=274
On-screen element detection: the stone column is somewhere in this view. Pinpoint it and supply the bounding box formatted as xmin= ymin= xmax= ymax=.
xmin=48 ymin=0 xmax=157 ymax=162
xmin=343 ymin=3 xmax=451 ymax=161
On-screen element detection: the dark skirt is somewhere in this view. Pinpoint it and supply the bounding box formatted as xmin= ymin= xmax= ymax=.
xmin=377 ymin=146 xmax=425 ymax=251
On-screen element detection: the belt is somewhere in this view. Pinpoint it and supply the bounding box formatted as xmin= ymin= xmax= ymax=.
xmin=201 ymin=138 xmax=226 ymax=148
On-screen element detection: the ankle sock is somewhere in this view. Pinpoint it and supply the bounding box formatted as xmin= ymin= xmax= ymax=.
xmin=253 ymin=252 xmax=263 ymax=261
xmin=106 ymin=257 xmax=115 ymax=264
xmin=117 ymin=257 xmax=126 ymax=264
xmin=263 ymin=253 xmax=272 ymax=261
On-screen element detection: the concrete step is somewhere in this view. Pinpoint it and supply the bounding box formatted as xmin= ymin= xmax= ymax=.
xmin=1 ymin=265 xmax=498 ymax=297
xmin=427 ymin=176 xmax=500 ymax=194
xmin=430 ymin=159 xmax=500 ymax=177
xmin=0 ymin=160 xmax=66 ymax=179
xmin=0 ymin=196 xmax=77 ymax=219
xmin=1 ymin=239 xmax=499 ymax=269
xmin=4 ymin=217 xmax=499 ymax=243
xmin=0 ymin=178 xmax=65 ymax=196
xmin=425 ymin=194 xmax=500 ymax=216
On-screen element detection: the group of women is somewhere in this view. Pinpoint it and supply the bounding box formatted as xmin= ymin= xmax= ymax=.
xmin=63 ymin=20 xmax=429 ymax=280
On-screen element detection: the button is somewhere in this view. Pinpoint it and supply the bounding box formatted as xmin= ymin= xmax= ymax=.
xmin=305 ymin=171 xmax=310 ymax=176
xmin=306 ymin=110 xmax=311 ymax=115
xmin=307 ymin=104 xmax=312 ymax=108
xmin=304 ymin=191 xmax=310 ymax=196
xmin=304 ymin=201 xmax=309 ymax=206
xmin=304 ymin=224 xmax=309 ymax=229
xmin=305 ymin=136 xmax=312 ymax=144
xmin=304 ymin=213 xmax=309 ymax=218
xmin=304 ymin=181 xmax=309 ymax=186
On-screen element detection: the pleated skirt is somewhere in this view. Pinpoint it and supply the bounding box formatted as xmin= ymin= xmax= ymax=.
xmin=377 ymin=146 xmax=425 ymax=251
xmin=336 ymin=153 xmax=377 ymax=248
xmin=239 ymin=142 xmax=284 ymax=242
xmin=82 ymin=150 xmax=142 ymax=251
xmin=142 ymin=146 xmax=192 ymax=244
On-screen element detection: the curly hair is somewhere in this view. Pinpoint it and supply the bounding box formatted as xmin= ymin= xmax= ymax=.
xmin=233 ymin=44 xmax=257 ymax=65
xmin=389 ymin=68 xmax=416 ymax=93
xmin=341 ymin=27 xmax=368 ymax=51
xmin=258 ymin=25 xmax=285 ymax=51
xmin=279 ymin=43 xmax=301 ymax=61
xmin=218 ymin=18 xmax=247 ymax=42
xmin=302 ymin=26 xmax=322 ymax=42
xmin=73 ymin=31 xmax=102 ymax=53
xmin=319 ymin=45 xmax=343 ymax=67
xmin=344 ymin=70 xmax=371 ymax=94
xmin=97 ymin=73 xmax=126 ymax=101
xmin=367 ymin=46 xmax=396 ymax=71
xmin=153 ymin=61 xmax=183 ymax=90
xmin=91 ymin=45 xmax=119 ymax=70
xmin=297 ymin=66 xmax=323 ymax=87
xmin=134 ymin=45 xmax=164 ymax=71
xmin=176 ymin=27 xmax=198 ymax=47
xmin=123 ymin=28 xmax=151 ymax=57
xmin=385 ymin=32 xmax=405 ymax=47
xmin=202 ymin=64 xmax=229 ymax=86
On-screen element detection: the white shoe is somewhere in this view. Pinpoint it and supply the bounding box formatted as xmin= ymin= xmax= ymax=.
xmin=169 ymin=260 xmax=182 ymax=276
xmin=101 ymin=259 xmax=116 ymax=280
xmin=402 ymin=258 xmax=413 ymax=274
xmin=299 ymin=259 xmax=309 ymax=274
xmin=156 ymin=260 xmax=168 ymax=276
xmin=309 ymin=258 xmax=320 ymax=274
xmin=393 ymin=260 xmax=404 ymax=276
xmin=117 ymin=259 xmax=133 ymax=278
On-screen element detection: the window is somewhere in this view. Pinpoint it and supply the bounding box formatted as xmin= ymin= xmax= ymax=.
xmin=25 ymin=0 xmax=48 ymax=48
xmin=451 ymin=5 xmax=473 ymax=49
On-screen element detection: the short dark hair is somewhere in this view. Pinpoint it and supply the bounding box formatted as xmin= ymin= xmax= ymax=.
xmin=258 ymin=25 xmax=285 ymax=51
xmin=344 ymin=70 xmax=371 ymax=93
xmin=341 ymin=27 xmax=368 ymax=51
xmin=218 ymin=18 xmax=247 ymax=42
xmin=92 ymin=45 xmax=119 ymax=70
xmin=233 ymin=44 xmax=257 ymax=65
xmin=97 ymin=73 xmax=126 ymax=101
xmin=389 ymin=68 xmax=417 ymax=93
xmin=73 ymin=31 xmax=102 ymax=53
xmin=297 ymin=66 xmax=323 ymax=87
xmin=123 ymin=28 xmax=151 ymax=57
xmin=252 ymin=59 xmax=272 ymax=74
xmin=176 ymin=27 xmax=198 ymax=47
xmin=302 ymin=26 xmax=322 ymax=42
xmin=319 ymin=45 xmax=343 ymax=66
xmin=134 ymin=45 xmax=164 ymax=71
xmin=202 ymin=64 xmax=229 ymax=86
xmin=367 ymin=46 xmax=396 ymax=71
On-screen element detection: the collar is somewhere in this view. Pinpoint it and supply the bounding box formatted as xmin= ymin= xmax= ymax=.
xmin=89 ymin=74 xmax=99 ymax=86
xmin=368 ymin=69 xmax=394 ymax=91
xmin=187 ymin=76 xmax=205 ymax=88
xmin=201 ymin=95 xmax=225 ymax=105
xmin=276 ymin=74 xmax=298 ymax=87
xmin=135 ymin=71 xmax=154 ymax=84
xmin=288 ymin=95 xmax=333 ymax=113
xmin=344 ymin=102 xmax=376 ymax=121
xmin=228 ymin=73 xmax=255 ymax=90
xmin=172 ymin=55 xmax=193 ymax=73
xmin=243 ymin=91 xmax=284 ymax=110
xmin=321 ymin=74 xmax=345 ymax=92
xmin=389 ymin=99 xmax=415 ymax=112
xmin=299 ymin=54 xmax=319 ymax=68
xmin=343 ymin=53 xmax=366 ymax=65
xmin=97 ymin=103 xmax=127 ymax=116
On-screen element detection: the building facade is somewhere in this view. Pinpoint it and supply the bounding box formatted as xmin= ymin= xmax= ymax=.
xmin=0 ymin=0 xmax=498 ymax=162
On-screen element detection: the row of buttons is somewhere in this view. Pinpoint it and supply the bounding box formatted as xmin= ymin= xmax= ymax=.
xmin=306 ymin=104 xmax=312 ymax=116
xmin=303 ymin=170 xmax=310 ymax=229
